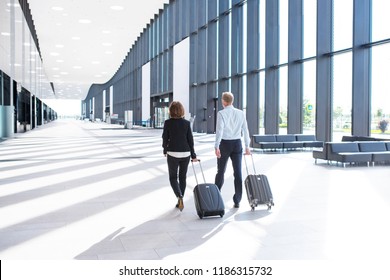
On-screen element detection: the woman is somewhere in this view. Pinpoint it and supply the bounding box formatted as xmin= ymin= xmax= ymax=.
xmin=162 ymin=101 xmax=197 ymax=211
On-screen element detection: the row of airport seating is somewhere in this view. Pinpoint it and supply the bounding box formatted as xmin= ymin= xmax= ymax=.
xmin=313 ymin=141 xmax=390 ymax=167
xmin=252 ymin=134 xmax=323 ymax=152
xmin=252 ymin=134 xmax=390 ymax=167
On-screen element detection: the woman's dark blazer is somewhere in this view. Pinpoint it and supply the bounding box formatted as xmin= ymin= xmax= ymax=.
xmin=162 ymin=118 xmax=196 ymax=159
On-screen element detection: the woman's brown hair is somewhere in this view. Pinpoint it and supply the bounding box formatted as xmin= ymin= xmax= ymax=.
xmin=169 ymin=101 xmax=185 ymax=119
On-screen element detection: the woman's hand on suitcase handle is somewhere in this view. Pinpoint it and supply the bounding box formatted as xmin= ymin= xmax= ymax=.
xmin=244 ymin=147 xmax=251 ymax=155
xmin=191 ymin=158 xmax=199 ymax=162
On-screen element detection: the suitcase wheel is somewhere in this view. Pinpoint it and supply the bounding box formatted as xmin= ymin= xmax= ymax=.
xmin=250 ymin=203 xmax=256 ymax=211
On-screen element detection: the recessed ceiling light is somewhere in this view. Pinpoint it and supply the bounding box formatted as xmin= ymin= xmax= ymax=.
xmin=50 ymin=52 xmax=60 ymax=56
xmin=73 ymin=66 xmax=82 ymax=69
xmin=56 ymin=59 xmax=64 ymax=63
xmin=7 ymin=3 xmax=20 ymax=8
xmin=52 ymin=67 xmax=59 ymax=70
xmin=1 ymin=32 xmax=11 ymax=36
xmin=56 ymin=44 xmax=64 ymax=48
xmin=52 ymin=7 xmax=64 ymax=11
xmin=78 ymin=19 xmax=91 ymax=24
xmin=110 ymin=6 xmax=124 ymax=11
xmin=102 ymin=43 xmax=112 ymax=47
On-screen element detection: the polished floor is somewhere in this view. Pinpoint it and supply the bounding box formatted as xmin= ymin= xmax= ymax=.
xmin=1 ymin=119 xmax=390 ymax=260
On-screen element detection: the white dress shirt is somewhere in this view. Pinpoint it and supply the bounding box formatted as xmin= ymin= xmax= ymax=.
xmin=214 ymin=105 xmax=251 ymax=149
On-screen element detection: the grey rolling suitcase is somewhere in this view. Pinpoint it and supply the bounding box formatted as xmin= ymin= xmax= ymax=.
xmin=244 ymin=154 xmax=274 ymax=211
xmin=192 ymin=160 xmax=225 ymax=219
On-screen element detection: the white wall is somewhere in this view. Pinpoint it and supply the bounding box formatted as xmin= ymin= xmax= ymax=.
xmin=102 ymin=90 xmax=106 ymax=120
xmin=142 ymin=62 xmax=151 ymax=121
xmin=109 ymin=86 xmax=113 ymax=116
xmin=173 ymin=37 xmax=190 ymax=118
xmin=0 ymin=0 xmax=53 ymax=99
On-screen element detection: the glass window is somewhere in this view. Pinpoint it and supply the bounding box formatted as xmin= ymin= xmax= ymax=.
xmin=303 ymin=0 xmax=316 ymax=58
xmin=242 ymin=74 xmax=247 ymax=111
xmin=242 ymin=2 xmax=247 ymax=110
xmin=372 ymin=0 xmax=390 ymax=42
xmin=279 ymin=0 xmax=288 ymax=64
xmin=302 ymin=60 xmax=316 ymax=133
xmin=332 ymin=52 xmax=352 ymax=141
xmin=279 ymin=66 xmax=288 ymax=133
xmin=15 ymin=6 xmax=24 ymax=83
xmin=371 ymin=44 xmax=390 ymax=137
xmin=259 ymin=71 xmax=265 ymax=134
xmin=24 ymin=30 xmax=31 ymax=91
xmin=333 ymin=0 xmax=353 ymax=51
xmin=0 ymin=0 xmax=11 ymax=74
xmin=260 ymin=0 xmax=266 ymax=69
xmin=228 ymin=7 xmax=232 ymax=82
xmin=243 ymin=2 xmax=247 ymax=75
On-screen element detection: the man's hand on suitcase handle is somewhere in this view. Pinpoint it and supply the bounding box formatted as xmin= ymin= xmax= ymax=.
xmin=244 ymin=147 xmax=251 ymax=155
xmin=215 ymin=148 xmax=221 ymax=158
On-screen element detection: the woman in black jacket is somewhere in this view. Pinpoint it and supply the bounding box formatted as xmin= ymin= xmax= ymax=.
xmin=162 ymin=101 xmax=197 ymax=211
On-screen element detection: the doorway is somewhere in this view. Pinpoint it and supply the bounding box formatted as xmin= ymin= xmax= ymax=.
xmin=151 ymin=93 xmax=172 ymax=128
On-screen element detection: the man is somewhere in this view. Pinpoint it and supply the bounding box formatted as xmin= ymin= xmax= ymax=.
xmin=214 ymin=92 xmax=251 ymax=208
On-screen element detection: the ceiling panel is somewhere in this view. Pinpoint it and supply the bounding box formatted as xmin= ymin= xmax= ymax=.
xmin=28 ymin=0 xmax=169 ymax=100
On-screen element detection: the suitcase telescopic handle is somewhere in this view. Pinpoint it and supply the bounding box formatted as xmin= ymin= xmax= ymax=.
xmin=191 ymin=159 xmax=206 ymax=185
xmin=243 ymin=153 xmax=257 ymax=175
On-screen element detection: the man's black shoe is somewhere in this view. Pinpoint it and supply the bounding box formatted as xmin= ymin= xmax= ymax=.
xmin=234 ymin=203 xmax=240 ymax=208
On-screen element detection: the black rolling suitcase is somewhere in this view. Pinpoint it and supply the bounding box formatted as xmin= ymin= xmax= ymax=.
xmin=244 ymin=154 xmax=274 ymax=211
xmin=192 ymin=160 xmax=225 ymax=219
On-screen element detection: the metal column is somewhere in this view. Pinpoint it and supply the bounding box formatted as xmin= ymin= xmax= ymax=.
xmin=218 ymin=0 xmax=230 ymax=94
xmin=352 ymin=0 xmax=371 ymax=136
xmin=264 ymin=0 xmax=279 ymax=134
xmin=246 ymin=0 xmax=260 ymax=136
xmin=231 ymin=0 xmax=244 ymax=109
xmin=316 ymin=0 xmax=333 ymax=142
xmin=287 ymin=0 xmax=303 ymax=134
xmin=206 ymin=0 xmax=218 ymax=133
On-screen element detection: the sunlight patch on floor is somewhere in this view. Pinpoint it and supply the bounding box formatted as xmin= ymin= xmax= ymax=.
xmin=325 ymin=169 xmax=390 ymax=259
xmin=0 ymin=167 xmax=158 ymax=229
xmin=0 ymin=187 xmax=174 ymax=259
